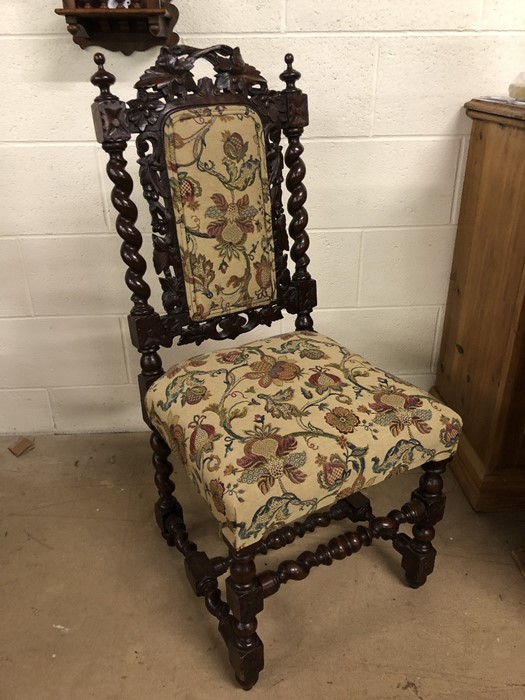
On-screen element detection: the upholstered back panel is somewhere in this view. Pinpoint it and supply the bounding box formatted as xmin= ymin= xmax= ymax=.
xmin=164 ymin=104 xmax=277 ymax=322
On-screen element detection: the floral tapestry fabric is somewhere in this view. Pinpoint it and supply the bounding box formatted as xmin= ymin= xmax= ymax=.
xmin=164 ymin=104 xmax=277 ymax=321
xmin=145 ymin=331 xmax=462 ymax=550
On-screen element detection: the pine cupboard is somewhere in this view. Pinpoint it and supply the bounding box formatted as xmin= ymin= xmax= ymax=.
xmin=435 ymin=99 xmax=525 ymax=511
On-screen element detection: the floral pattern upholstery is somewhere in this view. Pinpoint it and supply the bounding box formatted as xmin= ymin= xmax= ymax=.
xmin=145 ymin=331 xmax=462 ymax=550
xmin=164 ymin=104 xmax=276 ymax=321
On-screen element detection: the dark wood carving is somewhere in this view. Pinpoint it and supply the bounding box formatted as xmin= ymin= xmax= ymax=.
xmin=280 ymin=55 xmax=317 ymax=330
xmin=145 ymin=447 xmax=447 ymax=690
xmin=123 ymin=45 xmax=304 ymax=350
xmin=91 ymin=53 xmax=165 ymax=416
xmin=256 ymin=496 xmax=426 ymax=597
xmin=256 ymin=492 xmax=373 ymax=556
xmin=394 ymin=457 xmax=449 ymax=587
xmin=90 ymin=46 xmax=451 ymax=691
xmin=221 ymin=545 xmax=264 ymax=690
xmin=91 ymin=46 xmax=316 ymax=362
xmin=55 ymin=0 xmax=179 ymax=55
xmin=150 ymin=429 xmax=184 ymax=542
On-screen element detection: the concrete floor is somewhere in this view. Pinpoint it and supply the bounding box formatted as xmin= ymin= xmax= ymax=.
xmin=1 ymin=433 xmax=524 ymax=700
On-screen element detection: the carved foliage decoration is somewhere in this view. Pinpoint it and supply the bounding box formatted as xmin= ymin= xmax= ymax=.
xmin=133 ymin=45 xmax=266 ymax=101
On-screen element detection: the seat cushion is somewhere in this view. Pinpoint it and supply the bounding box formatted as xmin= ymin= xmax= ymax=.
xmin=145 ymin=331 xmax=462 ymax=550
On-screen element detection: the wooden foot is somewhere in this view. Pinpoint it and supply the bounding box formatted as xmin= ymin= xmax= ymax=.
xmin=219 ymin=616 xmax=263 ymax=690
xmin=395 ymin=459 xmax=448 ymax=588
xmin=220 ymin=544 xmax=264 ymax=690
xmin=394 ymin=532 xmax=437 ymax=589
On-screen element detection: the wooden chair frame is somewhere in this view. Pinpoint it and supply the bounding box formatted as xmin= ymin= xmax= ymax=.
xmin=90 ymin=45 xmax=451 ymax=690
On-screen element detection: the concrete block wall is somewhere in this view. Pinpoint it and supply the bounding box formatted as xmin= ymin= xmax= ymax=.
xmin=1 ymin=0 xmax=524 ymax=434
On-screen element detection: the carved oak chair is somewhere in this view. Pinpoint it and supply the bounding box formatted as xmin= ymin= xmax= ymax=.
xmin=90 ymin=44 xmax=462 ymax=690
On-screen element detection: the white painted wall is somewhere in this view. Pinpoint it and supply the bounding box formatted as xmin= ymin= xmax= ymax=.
xmin=1 ymin=0 xmax=524 ymax=434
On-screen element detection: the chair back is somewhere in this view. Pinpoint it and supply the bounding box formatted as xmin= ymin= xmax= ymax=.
xmin=91 ymin=44 xmax=317 ymax=403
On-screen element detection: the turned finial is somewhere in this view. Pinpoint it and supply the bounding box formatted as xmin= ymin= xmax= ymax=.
xmin=91 ymin=53 xmax=117 ymax=101
xmin=280 ymin=53 xmax=301 ymax=91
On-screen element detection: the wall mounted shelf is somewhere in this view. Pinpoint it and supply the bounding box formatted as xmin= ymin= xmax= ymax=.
xmin=55 ymin=1 xmax=179 ymax=55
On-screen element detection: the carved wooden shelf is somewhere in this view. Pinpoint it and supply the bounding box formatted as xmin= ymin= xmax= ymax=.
xmin=55 ymin=1 xmax=179 ymax=55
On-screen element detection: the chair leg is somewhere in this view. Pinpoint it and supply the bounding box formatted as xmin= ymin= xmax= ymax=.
xmin=220 ymin=543 xmax=264 ymax=690
xmin=150 ymin=429 xmax=184 ymax=543
xmin=394 ymin=458 xmax=449 ymax=589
